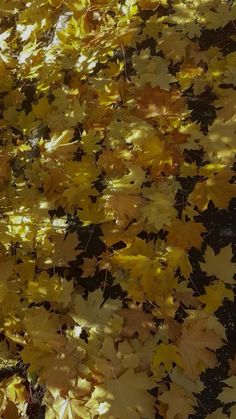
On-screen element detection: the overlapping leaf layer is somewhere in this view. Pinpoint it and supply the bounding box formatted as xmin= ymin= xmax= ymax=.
xmin=0 ymin=0 xmax=235 ymax=418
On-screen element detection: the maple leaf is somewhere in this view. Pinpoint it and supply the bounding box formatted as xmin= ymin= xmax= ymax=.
xmin=141 ymin=181 xmax=178 ymax=230
xmin=131 ymin=49 xmax=176 ymax=90
xmin=45 ymin=391 xmax=91 ymax=419
xmin=205 ymin=3 xmax=234 ymax=30
xmin=22 ymin=344 xmax=84 ymax=397
xmin=1 ymin=0 xmax=236 ymax=415
xmin=169 ymin=3 xmax=202 ymax=38
xmin=80 ymin=129 xmax=102 ymax=154
xmin=135 ymin=135 xmax=165 ymax=169
xmin=200 ymin=118 xmax=236 ymax=164
xmin=105 ymin=166 xmax=146 ymax=192
xmin=90 ymin=336 xmax=125 ymax=382
xmin=22 ymin=306 xmax=66 ymax=351
xmin=103 ymin=192 xmax=144 ymax=226
xmin=152 ymin=295 xmax=178 ymax=320
xmin=170 ymin=365 xmax=204 ymax=396
xmin=214 ymin=88 xmax=236 ymax=121
xmin=218 ymin=376 xmax=236 ymax=404
xmin=32 ymin=96 xmax=52 ymax=119
xmin=225 ymin=51 xmax=236 ymax=86
xmin=165 ymin=246 xmax=192 ymax=279
xmin=177 ymin=316 xmax=222 ymax=380
xmin=44 ymin=232 xmax=81 ymax=267
xmin=112 ymin=252 xmax=160 ymax=301
xmin=158 ymin=28 xmax=189 ymax=63
xmin=80 ymin=256 xmax=97 ymax=278
xmin=87 ymin=370 xmax=155 ymax=419
xmin=69 ymin=289 xmax=123 ymax=335
xmin=189 ymin=169 xmax=236 ymax=210
xmin=152 ymin=343 xmax=182 ymax=377
xmin=198 ymin=281 xmax=234 ymax=313
xmin=159 ymin=383 xmax=197 ymax=419
xmin=27 ymin=271 xmax=73 ymax=307
xmin=200 ymin=245 xmax=236 ymax=284
xmin=134 ymin=84 xmax=188 ymax=124
xmin=177 ymin=64 xmax=204 ymax=91
xmin=166 ymin=219 xmax=206 ymax=250
xmin=44 ymin=129 xmax=75 ymax=154
xmin=119 ymin=302 xmax=156 ymax=341
xmin=0 ymin=375 xmax=27 ymax=418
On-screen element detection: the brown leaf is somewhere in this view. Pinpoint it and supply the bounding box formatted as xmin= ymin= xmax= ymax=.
xmin=133 ymin=84 xmax=188 ymax=123
xmin=177 ymin=316 xmax=222 ymax=380
xmin=119 ymin=303 xmax=156 ymax=342
xmin=167 ymin=219 xmax=206 ymax=250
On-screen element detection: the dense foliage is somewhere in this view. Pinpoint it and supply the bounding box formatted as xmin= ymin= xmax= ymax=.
xmin=0 ymin=0 xmax=235 ymax=417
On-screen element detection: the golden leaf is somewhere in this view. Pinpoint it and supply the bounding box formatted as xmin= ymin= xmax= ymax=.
xmin=200 ymin=245 xmax=236 ymax=284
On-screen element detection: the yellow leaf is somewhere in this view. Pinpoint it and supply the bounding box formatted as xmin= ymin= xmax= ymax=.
xmin=132 ymin=49 xmax=176 ymax=90
xmin=198 ymin=281 xmax=234 ymax=313
xmin=44 ymin=130 xmax=75 ymax=153
xmin=189 ymin=169 xmax=235 ymax=210
xmin=45 ymin=392 xmax=90 ymax=419
xmin=141 ymin=182 xmax=178 ymax=230
xmin=27 ymin=272 xmax=73 ymax=307
xmin=32 ymin=96 xmax=52 ymax=119
xmin=69 ymin=289 xmax=122 ymax=335
xmin=200 ymin=245 xmax=236 ymax=284
xmin=87 ymin=370 xmax=155 ymax=419
xmin=166 ymin=246 xmax=192 ymax=278
xmin=152 ymin=343 xmax=182 ymax=376
xmin=22 ymin=306 xmax=66 ymax=350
